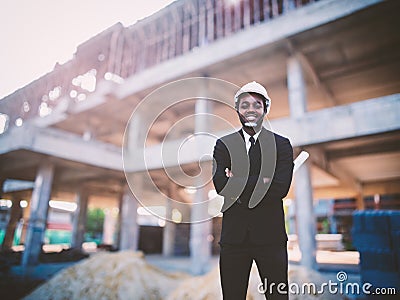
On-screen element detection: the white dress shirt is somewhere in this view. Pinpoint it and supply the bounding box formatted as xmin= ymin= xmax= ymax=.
xmin=242 ymin=129 xmax=261 ymax=154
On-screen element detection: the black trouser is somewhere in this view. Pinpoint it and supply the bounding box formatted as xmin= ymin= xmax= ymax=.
xmin=219 ymin=240 xmax=288 ymax=300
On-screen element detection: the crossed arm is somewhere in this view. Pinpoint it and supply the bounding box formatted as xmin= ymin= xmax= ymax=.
xmin=212 ymin=137 xmax=294 ymax=202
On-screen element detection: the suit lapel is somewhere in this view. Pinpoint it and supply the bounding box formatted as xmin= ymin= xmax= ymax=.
xmin=225 ymin=130 xmax=248 ymax=176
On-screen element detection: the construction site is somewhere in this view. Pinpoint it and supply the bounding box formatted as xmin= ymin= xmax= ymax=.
xmin=0 ymin=0 xmax=399 ymax=299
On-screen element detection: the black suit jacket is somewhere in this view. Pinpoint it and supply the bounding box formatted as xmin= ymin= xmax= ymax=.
xmin=212 ymin=127 xmax=294 ymax=245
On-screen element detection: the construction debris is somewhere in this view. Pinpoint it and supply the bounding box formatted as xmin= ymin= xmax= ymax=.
xmin=24 ymin=251 xmax=188 ymax=300
xmin=25 ymin=252 xmax=348 ymax=300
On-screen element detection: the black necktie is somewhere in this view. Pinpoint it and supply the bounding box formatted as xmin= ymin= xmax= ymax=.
xmin=249 ymin=136 xmax=255 ymax=155
xmin=248 ymin=136 xmax=258 ymax=176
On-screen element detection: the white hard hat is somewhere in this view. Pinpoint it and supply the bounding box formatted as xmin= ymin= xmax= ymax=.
xmin=234 ymin=81 xmax=271 ymax=113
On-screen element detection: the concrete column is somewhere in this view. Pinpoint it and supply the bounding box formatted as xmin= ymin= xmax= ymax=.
xmin=22 ymin=160 xmax=54 ymax=266
xmin=102 ymin=208 xmax=117 ymax=245
xmin=71 ymin=189 xmax=89 ymax=249
xmin=190 ymin=97 xmax=213 ymax=275
xmin=20 ymin=192 xmax=31 ymax=245
xmin=0 ymin=178 xmax=4 ymax=198
xmin=355 ymin=184 xmax=365 ymax=210
xmin=288 ymin=55 xmax=317 ymax=269
xmin=126 ymin=114 xmax=143 ymax=150
xmin=116 ymin=189 xmax=124 ymax=249
xmin=2 ymin=195 xmax=22 ymax=250
xmin=295 ymin=161 xmax=317 ymax=269
xmin=119 ymin=185 xmax=139 ymax=251
xmin=190 ymin=188 xmax=212 ymax=275
xmin=287 ymin=55 xmax=307 ymax=118
xmin=163 ymin=188 xmax=176 ymax=256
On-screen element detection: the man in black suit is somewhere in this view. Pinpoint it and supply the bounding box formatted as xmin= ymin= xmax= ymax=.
xmin=213 ymin=81 xmax=294 ymax=299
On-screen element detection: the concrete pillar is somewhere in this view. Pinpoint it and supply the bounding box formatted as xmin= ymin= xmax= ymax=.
xmin=121 ymin=106 xmax=143 ymax=251
xmin=0 ymin=178 xmax=4 ymax=198
xmin=116 ymin=189 xmax=124 ymax=249
xmin=295 ymin=161 xmax=317 ymax=269
xmin=190 ymin=188 xmax=212 ymax=274
xmin=2 ymin=195 xmax=22 ymax=250
xmin=71 ymin=189 xmax=89 ymax=249
xmin=190 ymin=97 xmax=213 ymax=275
xmin=163 ymin=190 xmax=176 ymax=257
xmin=119 ymin=185 xmax=139 ymax=251
xmin=20 ymin=192 xmax=31 ymax=245
xmin=102 ymin=208 xmax=117 ymax=245
xmin=22 ymin=160 xmax=54 ymax=266
xmin=355 ymin=183 xmax=365 ymax=210
xmin=2 ymin=195 xmax=22 ymax=249
xmin=126 ymin=114 xmax=143 ymax=150
xmin=288 ymin=55 xmax=317 ymax=269
xmin=287 ymin=55 xmax=307 ymax=118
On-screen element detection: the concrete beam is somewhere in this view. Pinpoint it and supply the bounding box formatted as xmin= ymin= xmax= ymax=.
xmin=1 ymin=95 xmax=397 ymax=174
xmin=2 ymin=180 xmax=35 ymax=193
xmin=0 ymin=125 xmax=122 ymax=171
xmin=114 ymin=0 xmax=381 ymax=102
xmin=308 ymin=147 xmax=361 ymax=190
xmin=0 ymin=0 xmax=382 ymax=131
xmin=294 ymin=50 xmax=338 ymax=106
xmin=272 ymin=93 xmax=400 ymax=146
xmin=0 ymin=157 xmax=39 ymax=178
xmin=124 ymin=94 xmax=400 ymax=172
xmin=328 ymin=161 xmax=364 ymax=209
xmin=308 ymin=147 xmax=364 ymax=209
xmin=326 ymin=140 xmax=399 ymax=160
xmin=30 ymin=80 xmax=120 ymax=129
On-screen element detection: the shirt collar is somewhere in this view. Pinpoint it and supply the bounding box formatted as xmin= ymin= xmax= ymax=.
xmin=242 ymin=129 xmax=261 ymax=144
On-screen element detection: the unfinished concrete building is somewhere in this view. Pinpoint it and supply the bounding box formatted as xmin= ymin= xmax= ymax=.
xmin=0 ymin=0 xmax=399 ymax=274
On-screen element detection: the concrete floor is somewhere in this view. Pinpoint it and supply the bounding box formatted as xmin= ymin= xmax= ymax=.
xmin=5 ymin=249 xmax=360 ymax=280
xmin=0 ymin=249 xmax=362 ymax=300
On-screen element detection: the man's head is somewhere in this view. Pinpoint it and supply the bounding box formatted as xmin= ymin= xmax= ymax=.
xmin=234 ymin=81 xmax=271 ymax=129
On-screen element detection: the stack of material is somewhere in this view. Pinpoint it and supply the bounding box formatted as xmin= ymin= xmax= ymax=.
xmin=24 ymin=251 xmax=188 ymax=300
xmin=352 ymin=210 xmax=400 ymax=291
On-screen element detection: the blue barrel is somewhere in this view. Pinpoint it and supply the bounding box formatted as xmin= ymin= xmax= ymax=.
xmin=364 ymin=210 xmax=391 ymax=233
xmin=352 ymin=210 xmax=400 ymax=296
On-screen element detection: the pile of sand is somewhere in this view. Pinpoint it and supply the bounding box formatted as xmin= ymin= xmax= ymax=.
xmin=287 ymin=265 xmax=346 ymax=300
xmin=166 ymin=264 xmax=267 ymax=300
xmin=25 ymin=252 xmax=347 ymax=300
xmin=24 ymin=251 xmax=188 ymax=300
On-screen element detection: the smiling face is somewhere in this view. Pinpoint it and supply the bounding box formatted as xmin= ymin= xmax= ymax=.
xmin=237 ymin=93 xmax=266 ymax=129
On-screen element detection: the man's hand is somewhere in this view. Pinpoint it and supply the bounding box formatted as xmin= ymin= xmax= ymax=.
xmin=262 ymin=177 xmax=271 ymax=184
xmin=225 ymin=168 xmax=270 ymax=184
xmin=225 ymin=168 xmax=234 ymax=178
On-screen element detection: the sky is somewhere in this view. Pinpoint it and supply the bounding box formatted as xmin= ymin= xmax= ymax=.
xmin=0 ymin=0 xmax=176 ymax=99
